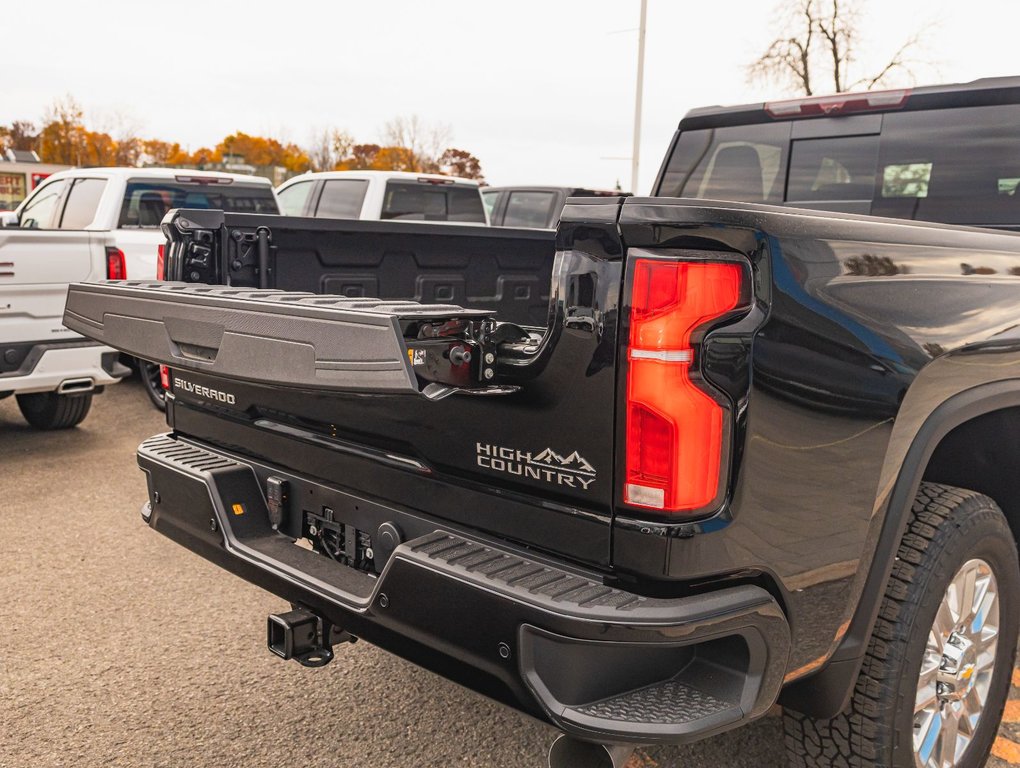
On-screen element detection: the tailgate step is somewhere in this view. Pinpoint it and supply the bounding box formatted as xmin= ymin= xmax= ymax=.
xmin=64 ymin=280 xmax=493 ymax=394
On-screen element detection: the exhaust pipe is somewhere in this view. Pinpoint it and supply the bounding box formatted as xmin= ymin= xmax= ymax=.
xmin=57 ymin=377 xmax=95 ymax=395
xmin=267 ymin=607 xmax=354 ymax=668
xmin=547 ymin=734 xmax=634 ymax=768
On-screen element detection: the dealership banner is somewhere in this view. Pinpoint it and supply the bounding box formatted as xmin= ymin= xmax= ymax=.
xmin=0 ymin=172 xmax=26 ymax=210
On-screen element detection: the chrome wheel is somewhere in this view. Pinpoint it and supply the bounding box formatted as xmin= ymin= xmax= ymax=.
xmin=913 ymin=558 xmax=1000 ymax=768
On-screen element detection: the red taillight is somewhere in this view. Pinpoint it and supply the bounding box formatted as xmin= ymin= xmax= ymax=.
xmin=156 ymin=243 xmax=165 ymax=280
xmin=159 ymin=365 xmax=170 ymax=391
xmin=624 ymin=258 xmax=745 ymax=513
xmin=106 ymin=246 xmax=126 ymax=280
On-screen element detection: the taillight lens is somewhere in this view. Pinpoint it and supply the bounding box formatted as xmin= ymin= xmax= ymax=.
xmin=156 ymin=243 xmax=165 ymax=280
xmin=159 ymin=365 xmax=170 ymax=391
xmin=106 ymin=246 xmax=126 ymax=280
xmin=624 ymin=258 xmax=746 ymax=513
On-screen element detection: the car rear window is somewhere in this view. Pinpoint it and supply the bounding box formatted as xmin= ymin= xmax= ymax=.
xmin=657 ymin=122 xmax=791 ymax=204
xmin=503 ymin=190 xmax=557 ymax=228
xmin=315 ymin=179 xmax=369 ymax=219
xmin=658 ymin=103 xmax=1020 ymax=230
xmin=118 ymin=180 xmax=278 ymax=227
xmin=381 ymin=182 xmax=485 ymax=223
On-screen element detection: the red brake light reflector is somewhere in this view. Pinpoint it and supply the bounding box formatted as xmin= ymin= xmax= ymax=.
xmin=765 ymin=88 xmax=909 ymax=118
xmin=159 ymin=365 xmax=170 ymax=391
xmin=625 ymin=259 xmax=744 ymax=513
xmin=156 ymin=243 xmax=165 ymax=280
xmin=106 ymin=246 xmax=126 ymax=280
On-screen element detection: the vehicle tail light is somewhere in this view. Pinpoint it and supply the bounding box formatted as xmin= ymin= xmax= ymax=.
xmin=159 ymin=365 xmax=170 ymax=391
xmin=106 ymin=246 xmax=126 ymax=280
xmin=624 ymin=257 xmax=747 ymax=513
xmin=156 ymin=243 xmax=165 ymax=280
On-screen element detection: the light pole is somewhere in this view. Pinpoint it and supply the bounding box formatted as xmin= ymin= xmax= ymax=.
xmin=631 ymin=0 xmax=648 ymax=195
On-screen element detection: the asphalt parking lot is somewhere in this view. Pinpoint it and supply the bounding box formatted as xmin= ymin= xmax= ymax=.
xmin=1 ymin=378 xmax=1018 ymax=768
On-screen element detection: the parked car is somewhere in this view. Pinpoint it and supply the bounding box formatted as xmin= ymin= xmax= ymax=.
xmin=0 ymin=188 xmax=128 ymax=428
xmin=66 ymin=76 xmax=1020 ymax=768
xmin=276 ymin=170 xmax=488 ymax=224
xmin=483 ymin=186 xmax=626 ymax=228
xmin=9 ymin=167 xmax=279 ymax=408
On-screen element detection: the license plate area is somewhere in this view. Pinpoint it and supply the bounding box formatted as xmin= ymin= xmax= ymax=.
xmin=302 ymin=506 xmax=377 ymax=574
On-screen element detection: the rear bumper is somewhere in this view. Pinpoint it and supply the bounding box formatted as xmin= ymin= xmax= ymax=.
xmin=137 ymin=432 xmax=791 ymax=745
xmin=0 ymin=340 xmax=129 ymax=395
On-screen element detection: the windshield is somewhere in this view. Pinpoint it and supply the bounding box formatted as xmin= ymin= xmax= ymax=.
xmin=119 ymin=180 xmax=278 ymax=227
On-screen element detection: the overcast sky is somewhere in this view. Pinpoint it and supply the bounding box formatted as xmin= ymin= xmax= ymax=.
xmin=5 ymin=0 xmax=1018 ymax=192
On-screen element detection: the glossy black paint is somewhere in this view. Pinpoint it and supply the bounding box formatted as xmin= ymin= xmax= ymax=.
xmin=162 ymin=202 xmax=627 ymax=569
xmin=142 ymin=194 xmax=1020 ymax=719
xmin=613 ymin=197 xmax=1020 ymax=688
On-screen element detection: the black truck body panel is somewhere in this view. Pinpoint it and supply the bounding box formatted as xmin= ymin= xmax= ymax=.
xmin=66 ymin=193 xmax=1020 ymax=738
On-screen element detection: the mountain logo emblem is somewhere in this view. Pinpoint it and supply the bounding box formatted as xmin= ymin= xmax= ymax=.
xmin=532 ymin=448 xmax=596 ymax=475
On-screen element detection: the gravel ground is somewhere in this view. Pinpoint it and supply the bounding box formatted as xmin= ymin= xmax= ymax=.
xmin=0 ymin=378 xmax=1013 ymax=768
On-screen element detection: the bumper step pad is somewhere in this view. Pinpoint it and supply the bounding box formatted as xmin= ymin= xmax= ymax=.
xmin=576 ymin=680 xmax=731 ymax=725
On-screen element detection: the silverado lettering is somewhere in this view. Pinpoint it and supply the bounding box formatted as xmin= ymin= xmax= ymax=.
xmin=172 ymin=377 xmax=236 ymax=404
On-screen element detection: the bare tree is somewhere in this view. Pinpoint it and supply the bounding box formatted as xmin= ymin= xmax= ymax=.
xmin=749 ymin=0 xmax=927 ymax=95
xmin=381 ymin=115 xmax=452 ymax=172
xmin=307 ymin=127 xmax=355 ymax=172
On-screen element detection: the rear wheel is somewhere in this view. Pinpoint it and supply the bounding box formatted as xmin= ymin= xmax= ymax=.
xmin=16 ymin=391 xmax=93 ymax=429
xmin=140 ymin=360 xmax=166 ymax=411
xmin=784 ymin=482 xmax=1019 ymax=767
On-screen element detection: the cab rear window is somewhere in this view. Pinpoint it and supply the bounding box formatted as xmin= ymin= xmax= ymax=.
xmin=656 ymin=103 xmax=1020 ymax=229
xmin=381 ymin=182 xmax=485 ymax=223
xmin=119 ymin=180 xmax=278 ymax=227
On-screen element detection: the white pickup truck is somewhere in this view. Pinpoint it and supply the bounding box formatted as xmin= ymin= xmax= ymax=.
xmin=0 ymin=183 xmax=125 ymax=428
xmin=3 ymin=167 xmax=280 ymax=410
xmin=275 ymin=170 xmax=487 ymax=223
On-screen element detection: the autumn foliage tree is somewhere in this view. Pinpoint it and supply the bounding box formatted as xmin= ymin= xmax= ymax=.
xmin=3 ymin=100 xmax=485 ymax=183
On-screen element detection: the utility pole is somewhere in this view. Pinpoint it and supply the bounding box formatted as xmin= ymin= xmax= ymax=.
xmin=631 ymin=0 xmax=648 ymax=195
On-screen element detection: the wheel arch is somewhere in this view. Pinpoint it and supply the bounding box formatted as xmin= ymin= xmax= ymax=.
xmin=781 ymin=378 xmax=1020 ymax=717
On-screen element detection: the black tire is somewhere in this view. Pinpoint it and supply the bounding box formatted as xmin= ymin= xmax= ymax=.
xmin=784 ymin=482 xmax=1019 ymax=768
xmin=139 ymin=360 xmax=167 ymax=411
xmin=16 ymin=391 xmax=93 ymax=430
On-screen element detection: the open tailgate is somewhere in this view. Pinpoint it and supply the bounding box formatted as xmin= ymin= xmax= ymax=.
xmin=63 ymin=280 xmax=495 ymax=394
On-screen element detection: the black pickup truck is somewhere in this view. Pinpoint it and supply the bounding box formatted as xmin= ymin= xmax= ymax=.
xmin=65 ymin=77 xmax=1020 ymax=768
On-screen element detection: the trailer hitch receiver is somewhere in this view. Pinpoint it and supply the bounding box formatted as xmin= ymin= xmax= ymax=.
xmin=267 ymin=608 xmax=354 ymax=668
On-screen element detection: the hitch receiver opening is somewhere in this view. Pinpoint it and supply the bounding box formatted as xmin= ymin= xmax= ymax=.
xmin=267 ymin=608 xmax=354 ymax=668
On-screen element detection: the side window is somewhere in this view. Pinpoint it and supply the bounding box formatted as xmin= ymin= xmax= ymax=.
xmin=503 ymin=191 xmax=557 ymax=228
xmin=657 ymin=123 xmax=791 ymax=204
xmin=18 ymin=178 xmax=70 ymax=229
xmin=786 ymin=135 xmax=879 ymax=203
xmin=481 ymin=189 xmax=501 ymax=223
xmin=872 ymin=105 xmax=1020 ymax=228
xmin=59 ymin=178 xmax=107 ymax=229
xmin=316 ymin=179 xmax=369 ymax=219
xmin=277 ymin=180 xmax=314 ymax=216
